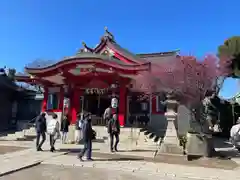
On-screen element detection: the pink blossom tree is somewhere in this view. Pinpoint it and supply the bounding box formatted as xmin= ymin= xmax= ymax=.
xmin=133 ymin=54 xmax=228 ymax=157
xmin=133 ymin=55 xmax=226 ymax=107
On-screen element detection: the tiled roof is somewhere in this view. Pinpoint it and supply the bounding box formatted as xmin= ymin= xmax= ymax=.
xmin=137 ymin=50 xmax=179 ymax=58
xmin=25 ymin=59 xmax=58 ymax=69
xmin=0 ymin=75 xmax=18 ymax=90
xmin=25 ymin=53 xmax=130 ymax=69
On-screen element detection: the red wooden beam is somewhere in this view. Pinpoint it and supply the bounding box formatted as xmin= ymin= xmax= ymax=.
xmin=25 ymin=59 xmax=150 ymax=77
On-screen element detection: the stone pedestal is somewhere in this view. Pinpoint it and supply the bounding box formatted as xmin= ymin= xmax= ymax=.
xmin=159 ymin=99 xmax=183 ymax=154
xmin=186 ymin=133 xmax=215 ymax=158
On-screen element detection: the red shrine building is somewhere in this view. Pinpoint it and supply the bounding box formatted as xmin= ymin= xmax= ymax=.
xmin=15 ymin=28 xmax=178 ymax=127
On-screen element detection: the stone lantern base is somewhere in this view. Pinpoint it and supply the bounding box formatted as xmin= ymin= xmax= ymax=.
xmin=159 ymin=110 xmax=183 ymax=154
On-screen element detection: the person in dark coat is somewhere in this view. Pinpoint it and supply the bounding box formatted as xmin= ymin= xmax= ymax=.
xmin=60 ymin=115 xmax=70 ymax=144
xmin=78 ymin=113 xmax=93 ymax=161
xmin=35 ymin=112 xmax=47 ymax=151
xmin=108 ymin=113 xmax=120 ymax=152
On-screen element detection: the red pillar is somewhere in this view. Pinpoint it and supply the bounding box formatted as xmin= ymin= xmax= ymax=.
xmin=41 ymin=87 xmax=48 ymax=112
xmin=118 ymin=85 xmax=127 ymax=127
xmin=69 ymin=90 xmax=81 ymax=124
xmin=58 ymin=86 xmax=64 ymax=111
xmin=152 ymin=96 xmax=157 ymax=114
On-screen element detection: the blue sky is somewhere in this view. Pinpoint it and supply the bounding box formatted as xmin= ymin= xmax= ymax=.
xmin=0 ymin=0 xmax=239 ymax=98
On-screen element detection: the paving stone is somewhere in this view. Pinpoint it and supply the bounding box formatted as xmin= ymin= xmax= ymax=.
xmin=41 ymin=154 xmax=240 ymax=180
xmin=1 ymin=163 xmax=232 ymax=180
xmin=0 ymin=149 xmax=66 ymax=176
xmin=1 ymin=135 xmax=240 ymax=179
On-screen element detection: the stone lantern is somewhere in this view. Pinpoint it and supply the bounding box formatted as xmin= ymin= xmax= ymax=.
xmin=165 ymin=93 xmax=178 ymax=120
xmin=159 ymin=93 xmax=183 ymax=154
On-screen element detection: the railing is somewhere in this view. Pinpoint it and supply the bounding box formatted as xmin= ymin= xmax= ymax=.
xmin=128 ymin=114 xmax=150 ymax=127
xmin=22 ymin=116 xmax=38 ymax=137
xmin=27 ymin=116 xmax=37 ymax=125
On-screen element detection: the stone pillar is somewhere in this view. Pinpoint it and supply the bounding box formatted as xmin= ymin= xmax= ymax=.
xmin=159 ymin=95 xmax=183 ymax=154
xmin=118 ymin=85 xmax=127 ymax=127
xmin=41 ymin=87 xmax=48 ymax=112
xmin=70 ymin=90 xmax=80 ymax=125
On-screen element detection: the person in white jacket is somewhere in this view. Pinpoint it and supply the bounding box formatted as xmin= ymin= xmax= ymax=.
xmin=47 ymin=114 xmax=60 ymax=152
xmin=230 ymin=118 xmax=240 ymax=152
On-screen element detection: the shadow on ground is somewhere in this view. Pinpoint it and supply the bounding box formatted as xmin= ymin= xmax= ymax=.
xmin=213 ymin=137 xmax=234 ymax=149
xmin=92 ymin=139 xmax=105 ymax=143
xmin=59 ymin=148 xmax=101 ymax=153
xmin=217 ymin=150 xmax=240 ymax=158
xmin=91 ymin=157 xmax=144 ymax=161
xmin=0 ymin=146 xmax=28 ymax=155
xmin=66 ymin=150 xmax=239 ymax=170
xmin=118 ymin=149 xmax=155 ymax=153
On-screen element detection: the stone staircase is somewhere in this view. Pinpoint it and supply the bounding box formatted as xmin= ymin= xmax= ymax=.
xmin=92 ymin=126 xmax=162 ymax=150
xmin=0 ymin=125 xmax=36 ymax=141
xmin=0 ymin=123 xmax=164 ymax=149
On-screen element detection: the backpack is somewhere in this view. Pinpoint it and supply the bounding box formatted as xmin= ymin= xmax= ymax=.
xmin=47 ymin=119 xmax=58 ymax=135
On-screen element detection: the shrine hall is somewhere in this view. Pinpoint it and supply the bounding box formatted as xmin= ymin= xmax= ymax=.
xmin=15 ymin=27 xmax=178 ymax=127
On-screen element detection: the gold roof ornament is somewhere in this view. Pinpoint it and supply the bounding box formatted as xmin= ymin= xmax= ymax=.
xmin=103 ymin=26 xmax=115 ymax=42
xmin=82 ymin=41 xmax=86 ymax=47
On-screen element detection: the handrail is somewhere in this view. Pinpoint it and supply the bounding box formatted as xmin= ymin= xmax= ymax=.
xmin=22 ymin=116 xmax=38 ymax=137
xmin=27 ymin=116 xmax=38 ymax=124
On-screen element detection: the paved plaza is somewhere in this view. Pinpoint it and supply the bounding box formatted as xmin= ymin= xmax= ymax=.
xmin=0 ymin=164 xmax=200 ymax=180
xmin=0 ymin=139 xmax=240 ymax=180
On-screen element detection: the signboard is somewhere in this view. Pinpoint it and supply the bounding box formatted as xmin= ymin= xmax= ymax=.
xmin=85 ymin=88 xmax=108 ymax=94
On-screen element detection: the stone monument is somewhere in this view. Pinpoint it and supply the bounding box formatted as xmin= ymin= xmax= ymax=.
xmin=186 ymin=97 xmax=216 ymax=158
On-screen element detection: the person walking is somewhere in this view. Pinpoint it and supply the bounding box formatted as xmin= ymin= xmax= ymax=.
xmin=78 ymin=113 xmax=94 ymax=161
xmin=35 ymin=112 xmax=47 ymax=151
xmin=108 ymin=113 xmax=120 ymax=152
xmin=60 ymin=115 xmax=70 ymax=144
xmin=75 ymin=113 xmax=84 ymax=144
xmin=47 ymin=114 xmax=60 ymax=152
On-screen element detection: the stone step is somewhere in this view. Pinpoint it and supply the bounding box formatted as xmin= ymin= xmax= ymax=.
xmin=0 ymin=136 xmax=16 ymax=141
xmin=15 ymin=131 xmax=25 ymax=138
xmin=29 ymin=127 xmax=36 ymax=131
xmin=23 ymin=129 xmax=36 ymax=136
xmin=0 ymin=127 xmax=35 ymax=141
xmin=7 ymin=133 xmax=18 ymax=138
